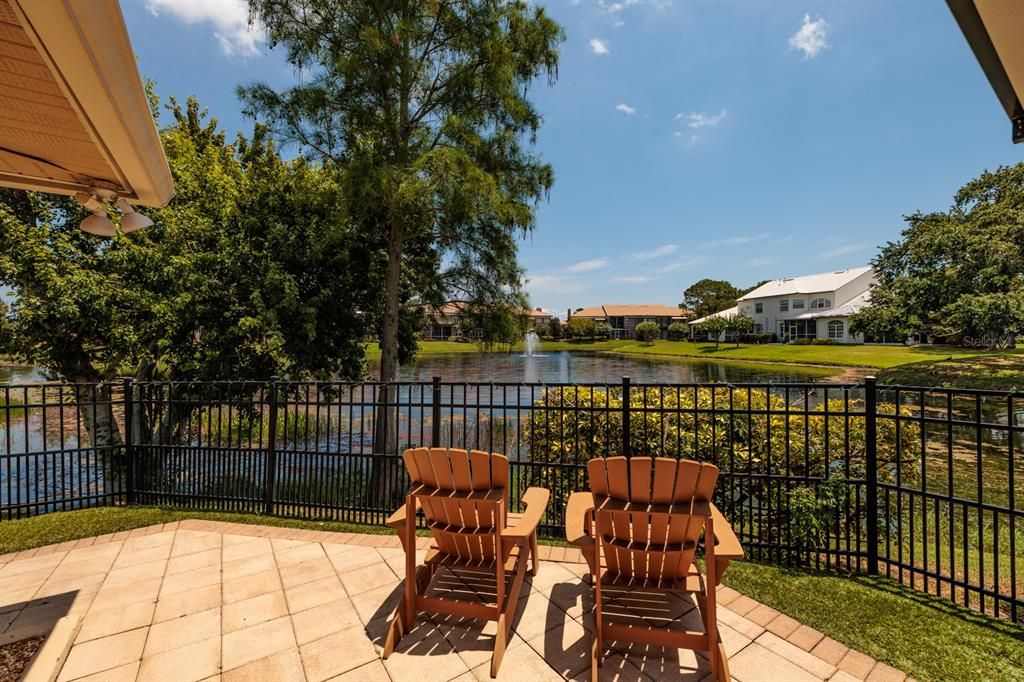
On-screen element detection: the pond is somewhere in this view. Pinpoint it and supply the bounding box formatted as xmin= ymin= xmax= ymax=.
xmin=383 ymin=350 xmax=841 ymax=384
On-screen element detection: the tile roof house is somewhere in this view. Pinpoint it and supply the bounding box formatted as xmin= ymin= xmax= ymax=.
xmin=423 ymin=303 xmax=553 ymax=340
xmin=571 ymin=304 xmax=692 ymax=340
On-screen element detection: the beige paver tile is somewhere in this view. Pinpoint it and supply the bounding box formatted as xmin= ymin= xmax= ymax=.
xmin=717 ymin=607 xmax=765 ymax=640
xmin=381 ymin=619 xmax=470 ymax=682
xmin=339 ymin=561 xmax=400 ymax=596
xmin=618 ymin=643 xmax=705 ymax=681
xmin=112 ymin=544 xmax=172 ymax=570
xmin=102 ymin=559 xmax=167 ymax=588
xmin=275 ymin=542 xmax=326 ymax=567
xmin=223 ymin=648 xmax=305 ymax=682
xmin=788 ymin=623 xmax=825 ymax=652
xmin=291 ymin=597 xmax=361 ymax=645
xmin=221 ymin=538 xmax=272 ymax=563
xmin=571 ymin=651 xmax=649 ymax=682
xmin=745 ymin=603 xmax=780 ymax=627
xmin=765 ymin=612 xmax=801 ymax=639
xmin=56 ymin=627 xmax=148 ymax=682
xmin=222 ymin=568 xmax=281 ymax=605
xmin=154 ymin=583 xmax=221 ymax=623
xmin=88 ymin=576 xmax=162 ymax=612
xmin=812 ymin=636 xmax=850 ymax=666
xmin=0 ymin=552 xmax=65 ymax=578
xmin=73 ymin=661 xmax=141 ymax=682
xmin=166 ymin=547 xmax=220 ymax=576
xmin=160 ymin=564 xmax=222 ymax=597
xmin=326 ymin=546 xmax=383 ymax=573
xmin=280 ymin=557 xmax=336 ymax=589
xmin=326 ymin=659 xmax=392 ymax=682
xmin=727 ymin=595 xmax=758 ymax=617
xmin=137 ymin=636 xmax=221 ymax=682
xmin=755 ymin=632 xmax=837 ymax=679
xmin=865 ymin=662 xmax=907 ymax=682
xmin=222 ymin=552 xmax=277 ymax=582
xmin=77 ymin=600 xmax=155 ymax=643
xmin=526 ymin=615 xmax=592 ymax=679
xmin=471 ymin=636 xmax=561 ymax=682
xmin=144 ymin=606 xmax=221 ymax=657
xmin=716 ymin=585 xmax=742 ymax=606
xmin=301 ymin=624 xmax=380 ymax=682
xmin=718 ymin=622 xmax=754 ymax=657
xmin=171 ymin=531 xmax=222 ymax=558
xmin=350 ymin=581 xmax=404 ymax=628
xmin=222 ymin=615 xmax=296 ymax=671
xmin=829 ymin=671 xmax=862 ymax=682
xmin=838 ymin=649 xmax=877 ymax=679
xmin=285 ymin=575 xmax=347 ymax=614
xmin=729 ymin=641 xmax=820 ymax=682
xmin=509 ymin=592 xmax=563 ymax=642
xmin=222 ymin=590 xmax=288 ymax=634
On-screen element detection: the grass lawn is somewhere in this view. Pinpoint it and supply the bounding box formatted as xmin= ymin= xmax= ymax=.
xmin=2 ymin=507 xmax=1021 ymax=681
xmin=364 ymin=340 xmax=483 ymax=361
xmin=877 ymin=353 xmax=1024 ymax=391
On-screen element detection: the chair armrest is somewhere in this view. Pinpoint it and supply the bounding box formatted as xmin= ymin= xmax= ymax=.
xmin=386 ymin=499 xmax=421 ymax=530
xmin=565 ymin=491 xmax=595 ymax=548
xmin=710 ymin=503 xmax=744 ymax=559
xmin=502 ymin=487 xmax=550 ymax=539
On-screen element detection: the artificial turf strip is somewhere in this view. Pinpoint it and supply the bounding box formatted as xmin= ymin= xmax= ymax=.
xmin=2 ymin=507 xmax=1022 ymax=681
xmin=721 ymin=561 xmax=1024 ymax=682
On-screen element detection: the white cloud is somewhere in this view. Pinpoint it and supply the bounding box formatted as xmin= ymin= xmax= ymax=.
xmin=145 ymin=0 xmax=263 ymax=57
xmin=589 ymin=38 xmax=610 ymax=55
xmin=524 ymin=274 xmax=587 ymax=295
xmin=789 ymin=14 xmax=828 ymax=59
xmin=656 ymin=256 xmax=703 ymax=274
xmin=703 ymin=233 xmax=771 ymax=248
xmin=630 ymin=244 xmax=678 ymax=260
xmin=566 ymin=257 xmax=609 ymax=273
xmin=820 ymin=243 xmax=868 ymax=259
xmin=750 ymin=256 xmax=776 ymax=267
xmin=677 ymin=110 xmax=728 ymax=129
xmin=612 ymin=276 xmax=651 ymax=284
xmin=615 ymin=103 xmax=637 ymax=115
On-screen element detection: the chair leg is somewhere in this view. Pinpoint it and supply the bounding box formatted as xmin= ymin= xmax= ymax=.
xmin=714 ymin=641 xmax=730 ymax=682
xmin=590 ymin=637 xmax=602 ymax=682
xmin=491 ymin=613 xmax=507 ymax=679
xmin=382 ymin=600 xmax=406 ymax=658
xmin=530 ymin=531 xmax=539 ymax=576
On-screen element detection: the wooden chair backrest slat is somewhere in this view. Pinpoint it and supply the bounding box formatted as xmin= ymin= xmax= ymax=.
xmin=589 ymin=456 xmax=719 ymax=581
xmin=402 ymin=447 xmax=509 ymax=561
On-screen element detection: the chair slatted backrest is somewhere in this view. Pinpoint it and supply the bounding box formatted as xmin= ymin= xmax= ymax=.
xmin=402 ymin=447 xmax=509 ymax=560
xmin=588 ymin=456 xmax=719 ymax=581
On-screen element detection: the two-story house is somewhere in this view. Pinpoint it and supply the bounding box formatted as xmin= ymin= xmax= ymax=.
xmin=690 ymin=267 xmax=875 ymax=344
xmin=570 ymin=304 xmax=692 ymax=339
xmin=737 ymin=267 xmax=875 ymax=343
xmin=423 ymin=303 xmax=553 ymax=340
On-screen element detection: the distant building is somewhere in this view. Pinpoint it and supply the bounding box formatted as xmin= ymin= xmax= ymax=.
xmin=690 ymin=267 xmax=875 ymax=344
xmin=423 ymin=303 xmax=553 ymax=340
xmin=571 ymin=304 xmax=692 ymax=340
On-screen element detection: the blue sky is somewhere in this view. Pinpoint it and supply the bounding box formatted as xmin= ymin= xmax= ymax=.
xmin=123 ymin=0 xmax=1021 ymax=317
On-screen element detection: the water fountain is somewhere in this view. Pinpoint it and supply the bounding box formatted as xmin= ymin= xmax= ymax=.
xmin=523 ymin=330 xmax=541 ymax=357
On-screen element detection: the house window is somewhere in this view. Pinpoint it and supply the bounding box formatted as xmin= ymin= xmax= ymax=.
xmin=779 ymin=299 xmax=789 ymax=312
xmin=754 ymin=302 xmax=763 ymax=314
xmin=792 ymin=299 xmax=805 ymax=310
xmin=828 ymin=320 xmax=844 ymax=339
xmin=811 ymin=298 xmax=831 ymax=310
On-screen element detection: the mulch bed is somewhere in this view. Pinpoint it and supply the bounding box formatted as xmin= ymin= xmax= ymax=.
xmin=0 ymin=635 xmax=44 ymax=681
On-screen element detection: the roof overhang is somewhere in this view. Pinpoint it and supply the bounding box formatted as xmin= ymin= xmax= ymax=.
xmin=948 ymin=0 xmax=1024 ymax=144
xmin=0 ymin=0 xmax=174 ymax=205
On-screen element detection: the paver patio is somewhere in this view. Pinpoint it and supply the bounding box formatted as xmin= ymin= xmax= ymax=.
xmin=0 ymin=520 xmax=909 ymax=682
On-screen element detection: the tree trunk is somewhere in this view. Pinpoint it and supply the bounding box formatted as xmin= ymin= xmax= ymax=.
xmin=370 ymin=218 xmax=405 ymax=509
xmin=70 ymin=377 xmax=125 ymax=500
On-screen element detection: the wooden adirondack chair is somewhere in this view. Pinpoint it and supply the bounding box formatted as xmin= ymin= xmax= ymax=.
xmin=565 ymin=456 xmax=744 ymax=682
xmin=384 ymin=447 xmax=550 ymax=678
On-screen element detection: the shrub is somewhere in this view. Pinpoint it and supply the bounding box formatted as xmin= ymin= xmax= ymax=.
xmin=566 ymin=317 xmax=597 ymax=339
xmin=635 ymin=320 xmax=660 ymax=343
xmin=812 ymin=338 xmax=837 ymax=345
xmin=667 ymin=322 xmax=689 ymax=340
xmin=793 ymin=338 xmax=813 ymax=345
xmin=739 ymin=332 xmax=775 ymax=344
xmin=594 ymin=323 xmax=611 ymax=340
xmin=546 ymin=318 xmax=561 ymax=340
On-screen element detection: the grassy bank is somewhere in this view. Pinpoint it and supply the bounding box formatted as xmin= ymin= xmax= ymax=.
xmin=878 ymin=353 xmax=1024 ymax=391
xmin=401 ymin=339 xmax=1016 ymax=371
xmin=1 ymin=507 xmax=1020 ymax=681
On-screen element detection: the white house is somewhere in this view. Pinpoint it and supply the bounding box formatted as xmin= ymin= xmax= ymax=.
xmin=691 ymin=267 xmax=875 ymax=344
xmin=737 ymin=267 xmax=875 ymax=343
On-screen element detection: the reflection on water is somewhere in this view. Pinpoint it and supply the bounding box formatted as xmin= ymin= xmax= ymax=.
xmin=386 ymin=351 xmax=839 ymax=384
xmin=0 ymin=365 xmax=54 ymax=384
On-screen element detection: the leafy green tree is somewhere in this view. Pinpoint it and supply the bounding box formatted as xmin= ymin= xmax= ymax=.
xmin=461 ymin=301 xmax=528 ymax=353
xmin=696 ymin=315 xmax=730 ymax=349
xmin=726 ymin=313 xmax=756 ymax=347
xmin=682 ymin=279 xmax=740 ymax=318
xmin=667 ymin=322 xmax=688 ymax=340
xmin=0 ymin=97 xmax=371 ymax=448
xmin=545 ymin=317 xmax=561 ymax=340
xmin=240 ymin=0 xmax=564 ymax=386
xmin=594 ymin=322 xmax=611 ymax=340
xmin=566 ymin=317 xmax=597 ymax=339
xmin=634 ymin=320 xmax=660 ymax=343
xmin=852 ymin=164 xmax=1024 ymax=347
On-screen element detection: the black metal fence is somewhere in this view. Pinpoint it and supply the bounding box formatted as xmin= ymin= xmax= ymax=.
xmin=0 ymin=377 xmax=1020 ymax=623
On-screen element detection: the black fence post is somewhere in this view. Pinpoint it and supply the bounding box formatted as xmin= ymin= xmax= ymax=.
xmin=264 ymin=379 xmax=279 ymax=515
xmin=431 ymin=376 xmax=442 ymax=448
xmin=864 ymin=375 xmax=879 ymax=575
xmin=622 ymin=376 xmax=631 ymax=458
xmin=123 ymin=378 xmax=134 ymax=505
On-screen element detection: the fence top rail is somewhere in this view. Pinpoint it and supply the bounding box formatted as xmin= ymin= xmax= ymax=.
xmin=877 ymin=383 xmax=1024 ymax=398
